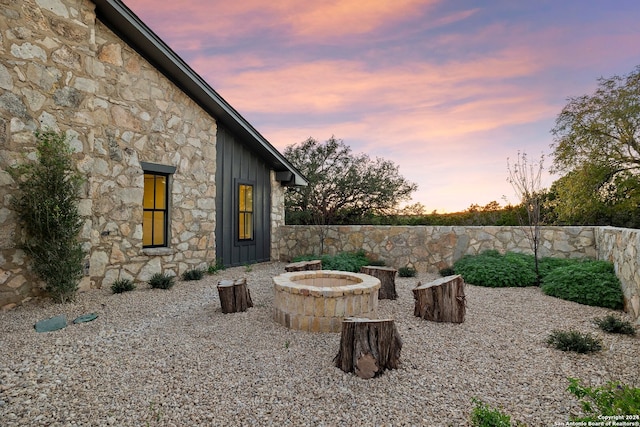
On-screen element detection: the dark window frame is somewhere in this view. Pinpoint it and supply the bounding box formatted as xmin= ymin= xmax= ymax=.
xmin=141 ymin=162 xmax=176 ymax=249
xmin=236 ymin=180 xmax=255 ymax=245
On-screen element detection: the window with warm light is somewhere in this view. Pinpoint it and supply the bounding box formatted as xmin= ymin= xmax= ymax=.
xmin=238 ymin=183 xmax=254 ymax=241
xmin=143 ymin=173 xmax=169 ymax=247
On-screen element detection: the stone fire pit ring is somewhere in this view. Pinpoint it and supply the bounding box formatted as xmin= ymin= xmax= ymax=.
xmin=273 ymin=270 xmax=381 ymax=332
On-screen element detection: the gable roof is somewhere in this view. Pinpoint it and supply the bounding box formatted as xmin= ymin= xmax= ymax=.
xmin=92 ymin=0 xmax=307 ymax=186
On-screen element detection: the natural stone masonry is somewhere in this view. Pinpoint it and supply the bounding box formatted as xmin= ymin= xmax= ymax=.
xmin=278 ymin=225 xmax=597 ymax=272
xmin=270 ymin=171 xmax=285 ymax=262
xmin=596 ymin=227 xmax=640 ymax=322
xmin=0 ymin=0 xmax=217 ymax=307
xmin=273 ymin=270 xmax=380 ymax=332
xmin=278 ymin=225 xmax=640 ymax=323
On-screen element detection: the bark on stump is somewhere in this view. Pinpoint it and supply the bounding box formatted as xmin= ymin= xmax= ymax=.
xmin=333 ymin=317 xmax=402 ymax=379
xmin=284 ymin=260 xmax=322 ymax=272
xmin=412 ymin=275 xmax=466 ymax=323
xmin=360 ymin=266 xmax=398 ymax=300
xmin=217 ymin=278 xmax=253 ymax=314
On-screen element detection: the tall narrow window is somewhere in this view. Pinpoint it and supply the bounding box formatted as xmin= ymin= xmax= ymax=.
xmin=143 ymin=173 xmax=168 ymax=247
xmin=238 ymin=183 xmax=254 ymax=241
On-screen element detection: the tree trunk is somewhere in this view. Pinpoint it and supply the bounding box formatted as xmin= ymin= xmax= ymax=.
xmin=412 ymin=275 xmax=466 ymax=323
xmin=360 ymin=266 xmax=397 ymax=300
xmin=217 ymin=278 xmax=253 ymax=314
xmin=333 ymin=317 xmax=402 ymax=379
xmin=284 ymin=260 xmax=322 ymax=272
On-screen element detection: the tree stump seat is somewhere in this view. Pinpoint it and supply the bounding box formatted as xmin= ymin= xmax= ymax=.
xmin=284 ymin=260 xmax=322 ymax=272
xmin=217 ymin=278 xmax=253 ymax=314
xmin=359 ymin=265 xmax=397 ymax=299
xmin=412 ymin=275 xmax=466 ymax=323
xmin=333 ymin=317 xmax=402 ymax=379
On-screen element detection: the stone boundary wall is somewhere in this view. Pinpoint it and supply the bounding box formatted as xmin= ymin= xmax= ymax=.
xmin=277 ymin=225 xmax=640 ymax=322
xmin=276 ymin=225 xmax=597 ymax=271
xmin=596 ymin=227 xmax=640 ymax=322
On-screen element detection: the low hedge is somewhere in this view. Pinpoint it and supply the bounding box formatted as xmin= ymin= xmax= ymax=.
xmin=453 ymin=251 xmax=624 ymax=309
xmin=541 ymin=261 xmax=624 ymax=309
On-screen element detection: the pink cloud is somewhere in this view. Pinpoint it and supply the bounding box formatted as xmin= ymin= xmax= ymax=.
xmin=278 ymin=0 xmax=436 ymax=39
xmin=191 ymin=50 xmax=554 ymax=146
xmin=124 ymin=0 xmax=448 ymax=47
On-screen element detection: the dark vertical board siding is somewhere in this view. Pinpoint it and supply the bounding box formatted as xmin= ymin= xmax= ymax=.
xmin=215 ymin=126 xmax=271 ymax=267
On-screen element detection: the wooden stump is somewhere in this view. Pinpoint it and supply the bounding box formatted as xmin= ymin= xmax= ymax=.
xmin=333 ymin=317 xmax=402 ymax=379
xmin=217 ymin=278 xmax=253 ymax=314
xmin=360 ymin=266 xmax=397 ymax=300
xmin=412 ymin=275 xmax=466 ymax=323
xmin=284 ymin=260 xmax=322 ymax=272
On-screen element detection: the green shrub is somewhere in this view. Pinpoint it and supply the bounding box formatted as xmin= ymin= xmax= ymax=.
xmin=537 ymin=257 xmax=578 ymax=279
xmin=568 ymin=377 xmax=640 ymax=420
xmin=207 ymin=259 xmax=225 ymax=274
xmin=594 ymin=315 xmax=636 ymax=336
xmin=398 ymin=266 xmax=417 ymax=277
xmin=447 ymin=252 xmax=626 ymax=303
xmin=367 ymin=259 xmax=386 ymax=266
xmin=324 ymin=250 xmax=370 ymax=272
xmin=111 ymin=278 xmax=136 ymax=294
xmin=470 ymin=398 xmax=513 ymax=427
xmin=9 ymin=130 xmax=85 ymax=303
xmin=293 ymin=250 xmax=372 ymax=273
xmin=453 ymin=250 xmax=537 ymax=287
xmin=439 ymin=267 xmax=455 ymax=277
xmin=149 ymin=272 xmax=175 ymax=289
xmin=541 ymin=261 xmax=624 ymax=309
xmin=181 ymin=268 xmax=204 ymax=281
xmin=546 ymin=330 xmax=602 ymax=353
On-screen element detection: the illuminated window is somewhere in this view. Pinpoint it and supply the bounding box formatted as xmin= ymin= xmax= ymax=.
xmin=238 ymin=183 xmax=253 ymax=241
xmin=143 ymin=173 xmax=168 ymax=247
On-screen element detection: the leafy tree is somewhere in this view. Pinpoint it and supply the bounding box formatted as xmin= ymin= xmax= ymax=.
xmin=507 ymin=151 xmax=545 ymax=285
xmin=396 ymin=202 xmax=427 ymax=216
xmin=547 ymin=165 xmax=640 ymax=226
xmin=284 ymin=136 xmax=417 ymax=247
xmin=551 ymin=66 xmax=640 ymax=226
xmin=360 ymin=201 xmax=524 ymax=226
xmin=9 ymin=130 xmax=85 ymax=303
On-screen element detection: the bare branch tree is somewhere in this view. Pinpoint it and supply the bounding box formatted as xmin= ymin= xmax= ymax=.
xmin=507 ymin=151 xmax=545 ymax=285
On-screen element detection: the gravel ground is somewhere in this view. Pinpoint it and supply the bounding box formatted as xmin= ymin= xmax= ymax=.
xmin=1 ymin=261 xmax=638 ymax=427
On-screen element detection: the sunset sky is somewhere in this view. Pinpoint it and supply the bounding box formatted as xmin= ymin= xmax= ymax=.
xmin=123 ymin=0 xmax=640 ymax=213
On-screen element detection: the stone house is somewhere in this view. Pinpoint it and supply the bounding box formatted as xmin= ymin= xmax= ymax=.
xmin=0 ymin=0 xmax=306 ymax=308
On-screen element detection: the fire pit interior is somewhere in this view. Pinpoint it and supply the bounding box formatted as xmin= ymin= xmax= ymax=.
xmin=273 ymin=270 xmax=381 ymax=332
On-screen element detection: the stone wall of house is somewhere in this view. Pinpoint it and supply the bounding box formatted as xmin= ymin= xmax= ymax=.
xmin=270 ymin=171 xmax=285 ymax=261
xmin=596 ymin=227 xmax=640 ymax=321
xmin=0 ymin=0 xmax=218 ymax=309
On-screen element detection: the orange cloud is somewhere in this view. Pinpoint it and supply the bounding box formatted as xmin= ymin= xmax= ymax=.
xmin=279 ymin=0 xmax=436 ymax=39
xmin=124 ymin=0 xmax=450 ymax=47
xmin=191 ymin=49 xmax=554 ymax=142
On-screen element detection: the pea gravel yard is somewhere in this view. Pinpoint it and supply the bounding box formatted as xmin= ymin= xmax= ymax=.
xmin=1 ymin=262 xmax=638 ymax=426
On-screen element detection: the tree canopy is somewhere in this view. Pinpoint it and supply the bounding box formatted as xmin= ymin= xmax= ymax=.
xmin=284 ymin=136 xmax=417 ymax=225
xmin=550 ymin=66 xmax=640 ymax=226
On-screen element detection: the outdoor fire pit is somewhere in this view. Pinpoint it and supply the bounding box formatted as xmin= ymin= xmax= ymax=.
xmin=273 ymin=270 xmax=381 ymax=332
